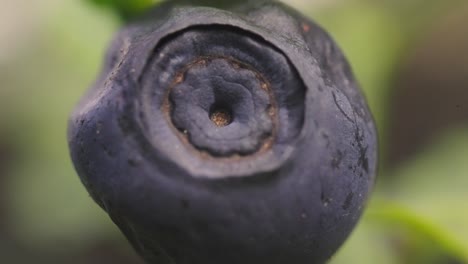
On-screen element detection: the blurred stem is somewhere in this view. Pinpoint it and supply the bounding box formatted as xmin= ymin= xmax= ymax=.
xmin=367 ymin=199 xmax=468 ymax=262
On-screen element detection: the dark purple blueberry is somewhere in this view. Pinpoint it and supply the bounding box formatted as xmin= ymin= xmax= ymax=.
xmin=68 ymin=1 xmax=377 ymax=263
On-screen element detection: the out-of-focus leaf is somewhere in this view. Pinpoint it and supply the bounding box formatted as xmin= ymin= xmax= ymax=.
xmin=87 ymin=0 xmax=158 ymax=21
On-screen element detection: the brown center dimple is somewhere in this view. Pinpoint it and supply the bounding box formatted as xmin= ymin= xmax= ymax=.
xmin=210 ymin=108 xmax=232 ymax=127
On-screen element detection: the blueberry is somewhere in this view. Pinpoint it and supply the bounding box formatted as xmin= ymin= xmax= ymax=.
xmin=68 ymin=1 xmax=377 ymax=263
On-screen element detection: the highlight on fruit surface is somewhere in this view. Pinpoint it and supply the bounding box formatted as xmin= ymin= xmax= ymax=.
xmin=68 ymin=1 xmax=378 ymax=263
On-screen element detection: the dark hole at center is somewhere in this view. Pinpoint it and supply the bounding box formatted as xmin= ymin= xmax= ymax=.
xmin=209 ymin=105 xmax=233 ymax=127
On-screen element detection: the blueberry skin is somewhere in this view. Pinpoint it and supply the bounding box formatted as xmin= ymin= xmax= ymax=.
xmin=68 ymin=1 xmax=377 ymax=264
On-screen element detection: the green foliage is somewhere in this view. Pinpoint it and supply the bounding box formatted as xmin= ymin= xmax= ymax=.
xmin=87 ymin=0 xmax=157 ymax=20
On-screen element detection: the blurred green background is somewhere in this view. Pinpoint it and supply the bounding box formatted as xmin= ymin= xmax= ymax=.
xmin=1 ymin=0 xmax=467 ymax=263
